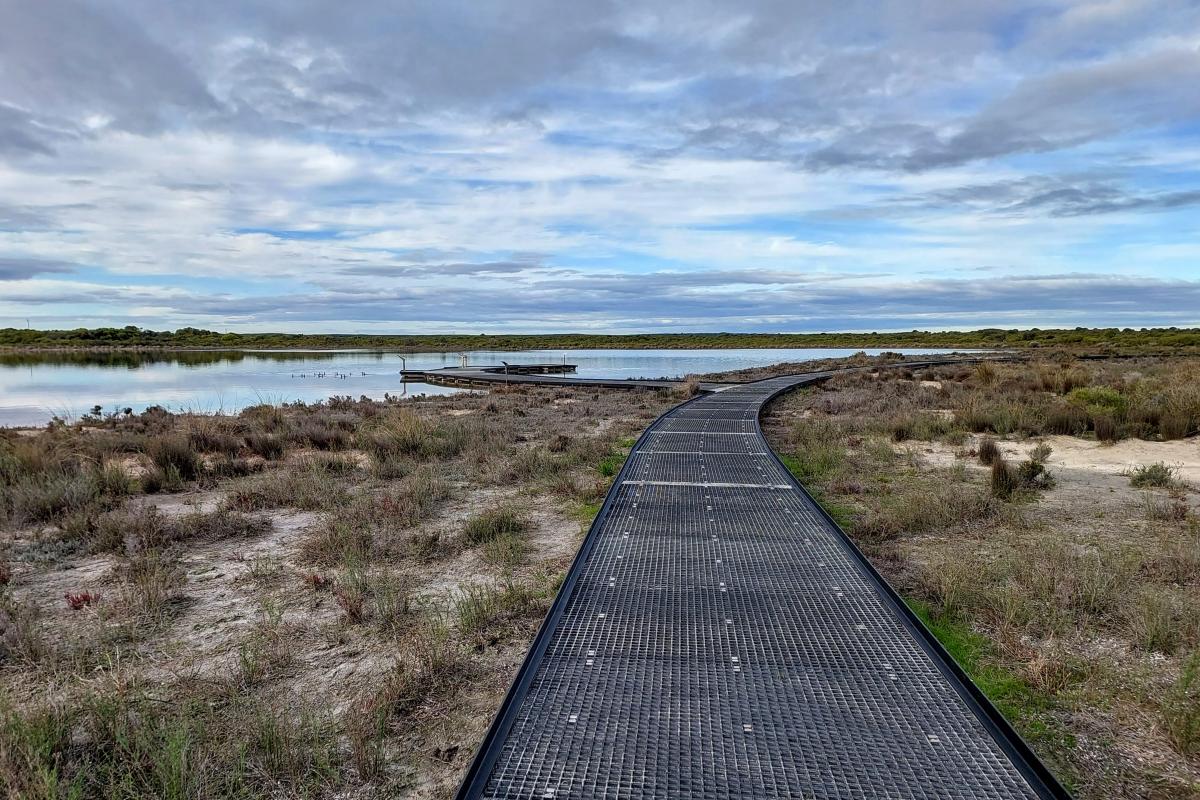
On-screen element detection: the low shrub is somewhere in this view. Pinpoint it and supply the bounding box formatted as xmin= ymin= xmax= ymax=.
xmin=977 ymin=437 xmax=1000 ymax=466
xmin=1092 ymin=414 xmax=1118 ymax=443
xmin=145 ymin=436 xmax=201 ymax=481
xmin=1127 ymin=462 xmax=1177 ymax=489
xmin=6 ymin=471 xmax=99 ymax=524
xmin=990 ymin=458 xmax=1018 ymax=500
xmin=244 ymin=433 xmax=285 ymax=460
xmin=64 ymin=590 xmax=101 ymax=611
xmin=1160 ymin=412 xmax=1192 ymax=440
xmin=335 ymin=582 xmax=368 ymax=624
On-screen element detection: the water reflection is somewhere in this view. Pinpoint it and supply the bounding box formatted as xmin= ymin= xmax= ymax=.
xmin=0 ymin=348 xmax=964 ymax=427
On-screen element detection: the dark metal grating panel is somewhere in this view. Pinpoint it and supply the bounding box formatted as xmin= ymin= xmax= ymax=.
xmin=457 ymin=370 xmax=1070 ymax=800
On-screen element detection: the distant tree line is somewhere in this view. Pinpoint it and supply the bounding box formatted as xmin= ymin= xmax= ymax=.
xmin=1 ymin=325 xmax=1198 ymax=352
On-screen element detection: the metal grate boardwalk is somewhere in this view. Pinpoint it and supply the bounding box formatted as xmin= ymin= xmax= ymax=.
xmin=458 ymin=370 xmax=1068 ymax=800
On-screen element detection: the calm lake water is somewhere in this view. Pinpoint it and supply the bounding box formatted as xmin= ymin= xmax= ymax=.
xmin=0 ymin=348 xmax=966 ymax=427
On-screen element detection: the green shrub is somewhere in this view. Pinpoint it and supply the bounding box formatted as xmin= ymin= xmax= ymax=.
xmin=0 ymin=689 xmax=339 ymax=797
xmin=1069 ymin=386 xmax=1128 ymax=415
xmin=1128 ymin=462 xmax=1177 ymax=488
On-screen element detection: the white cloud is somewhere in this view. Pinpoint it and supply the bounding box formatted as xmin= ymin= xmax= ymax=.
xmin=0 ymin=0 xmax=1197 ymax=331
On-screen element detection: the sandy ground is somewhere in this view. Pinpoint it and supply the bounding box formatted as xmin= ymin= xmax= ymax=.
xmin=916 ymin=434 xmax=1200 ymax=487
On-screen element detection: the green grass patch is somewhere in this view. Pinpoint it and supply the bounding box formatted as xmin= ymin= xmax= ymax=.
xmin=571 ymin=501 xmax=603 ymax=523
xmin=906 ymin=598 xmax=1076 ymax=782
xmin=597 ymin=453 xmax=625 ymax=478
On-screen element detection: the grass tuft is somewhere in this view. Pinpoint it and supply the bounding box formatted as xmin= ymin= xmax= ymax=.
xmin=463 ymin=507 xmax=526 ymax=546
xmin=1163 ymin=651 xmax=1200 ymax=755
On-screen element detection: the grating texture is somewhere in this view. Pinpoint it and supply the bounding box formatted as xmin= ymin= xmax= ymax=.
xmin=461 ymin=372 xmax=1064 ymax=800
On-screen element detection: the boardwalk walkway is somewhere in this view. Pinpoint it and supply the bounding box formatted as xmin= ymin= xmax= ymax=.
xmin=457 ymin=369 xmax=1067 ymax=799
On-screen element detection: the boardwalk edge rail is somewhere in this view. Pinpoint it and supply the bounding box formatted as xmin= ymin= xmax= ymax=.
xmin=754 ymin=374 xmax=1072 ymax=800
xmin=455 ymin=359 xmax=1071 ymax=800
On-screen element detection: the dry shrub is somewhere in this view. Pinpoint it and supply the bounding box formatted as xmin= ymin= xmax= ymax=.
xmin=855 ymin=482 xmax=997 ymax=542
xmin=145 ymin=435 xmax=201 ymax=480
xmin=990 ymin=458 xmax=1017 ymax=500
xmin=974 ymin=361 xmax=998 ymax=386
xmin=291 ymin=420 xmax=351 ymax=451
xmin=119 ymin=550 xmax=182 ymax=622
xmin=1092 ymin=414 xmax=1118 ymax=443
xmin=1123 ymin=589 xmax=1180 ymax=654
xmin=977 ymin=436 xmax=1000 ymax=466
xmin=1164 ymin=651 xmax=1200 ymax=756
xmin=187 ymin=427 xmax=242 ymax=457
xmin=245 ymin=432 xmax=285 ymax=459
xmin=1160 ymin=412 xmax=1192 ymax=440
xmin=6 ymin=471 xmax=99 ymax=524
xmin=1044 ymin=403 xmax=1087 ymax=435
xmin=676 ymin=376 xmax=701 ymax=399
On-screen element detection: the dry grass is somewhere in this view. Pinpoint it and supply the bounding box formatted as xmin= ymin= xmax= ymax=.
xmin=761 ymin=355 xmax=1200 ymax=798
xmin=0 ymin=382 xmax=673 ymax=797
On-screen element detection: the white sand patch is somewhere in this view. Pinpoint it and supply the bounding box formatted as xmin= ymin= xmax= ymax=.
xmin=1003 ymin=435 xmax=1200 ymax=484
xmin=914 ymin=435 xmax=1199 ymax=484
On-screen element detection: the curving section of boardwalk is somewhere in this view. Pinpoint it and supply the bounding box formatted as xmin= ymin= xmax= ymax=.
xmin=457 ymin=369 xmax=1069 ymax=800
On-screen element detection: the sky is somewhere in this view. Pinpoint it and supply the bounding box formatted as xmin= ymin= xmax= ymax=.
xmin=0 ymin=0 xmax=1198 ymax=334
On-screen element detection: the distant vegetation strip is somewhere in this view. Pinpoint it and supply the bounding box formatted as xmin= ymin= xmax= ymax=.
xmin=2 ymin=325 xmax=1199 ymax=352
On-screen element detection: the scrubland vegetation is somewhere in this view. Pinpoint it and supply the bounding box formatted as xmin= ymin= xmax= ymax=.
xmin=0 ymin=386 xmax=677 ymax=798
xmin=3 ymin=324 xmax=1200 ymax=352
xmin=761 ymin=356 xmax=1200 ymax=798
xmin=4 ymin=351 xmax=1198 ymax=799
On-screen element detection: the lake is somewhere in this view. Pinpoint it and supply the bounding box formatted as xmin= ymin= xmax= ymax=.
xmin=0 ymin=348 xmax=967 ymax=427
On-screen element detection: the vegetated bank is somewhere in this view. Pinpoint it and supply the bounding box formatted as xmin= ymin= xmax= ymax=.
xmin=0 ymin=383 xmax=683 ymax=797
xmin=3 ymin=325 xmax=1200 ymax=353
xmin=757 ymin=355 xmax=1200 ymax=799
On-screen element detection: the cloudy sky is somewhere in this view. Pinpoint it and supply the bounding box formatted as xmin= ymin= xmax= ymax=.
xmin=1 ymin=0 xmax=1198 ymax=333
